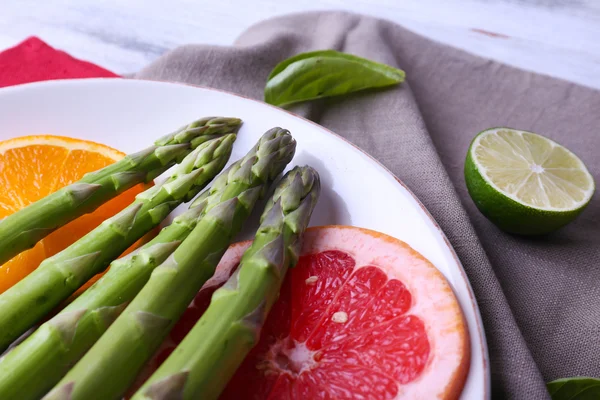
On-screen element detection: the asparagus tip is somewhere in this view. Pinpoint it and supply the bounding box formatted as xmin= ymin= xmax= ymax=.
xmin=259 ymin=198 xmax=283 ymax=229
xmin=127 ymin=145 xmax=158 ymax=165
xmin=205 ymin=197 xmax=239 ymax=231
xmin=153 ymin=143 xmax=190 ymax=165
xmin=236 ymin=185 xmax=263 ymax=210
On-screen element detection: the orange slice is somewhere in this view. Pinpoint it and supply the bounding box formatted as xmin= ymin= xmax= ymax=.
xmin=0 ymin=135 xmax=147 ymax=294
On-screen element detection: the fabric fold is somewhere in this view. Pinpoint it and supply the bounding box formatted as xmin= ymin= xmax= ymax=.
xmin=0 ymin=37 xmax=118 ymax=87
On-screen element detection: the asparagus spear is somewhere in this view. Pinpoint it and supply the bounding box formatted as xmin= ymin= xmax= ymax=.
xmin=0 ymin=134 xmax=235 ymax=352
xmin=0 ymin=128 xmax=296 ymax=400
xmin=0 ymin=116 xmax=241 ymax=266
xmin=133 ymin=166 xmax=320 ymax=400
xmin=44 ymin=128 xmax=297 ymax=400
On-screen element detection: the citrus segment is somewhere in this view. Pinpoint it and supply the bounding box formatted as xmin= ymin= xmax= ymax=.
xmin=138 ymin=226 xmax=469 ymax=399
xmin=0 ymin=135 xmax=146 ymax=293
xmin=305 ymin=266 xmax=415 ymax=351
xmin=0 ymin=242 xmax=47 ymax=295
xmin=291 ymin=250 xmax=355 ymax=342
xmin=0 ymin=202 xmax=15 ymax=217
xmin=53 ymin=148 xmax=122 ymax=189
xmin=0 ymin=144 xmax=69 ymax=208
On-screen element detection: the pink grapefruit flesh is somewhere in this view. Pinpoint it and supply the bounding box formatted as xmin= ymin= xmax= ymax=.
xmin=139 ymin=226 xmax=470 ymax=399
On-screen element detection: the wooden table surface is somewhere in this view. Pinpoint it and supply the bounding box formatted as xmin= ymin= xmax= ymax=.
xmin=1 ymin=0 xmax=599 ymax=89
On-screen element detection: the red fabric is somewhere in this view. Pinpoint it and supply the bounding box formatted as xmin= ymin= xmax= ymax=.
xmin=0 ymin=36 xmax=118 ymax=88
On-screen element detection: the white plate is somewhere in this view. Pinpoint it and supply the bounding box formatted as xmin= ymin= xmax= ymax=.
xmin=0 ymin=78 xmax=490 ymax=399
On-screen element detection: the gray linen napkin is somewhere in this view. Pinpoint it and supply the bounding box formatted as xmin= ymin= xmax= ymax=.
xmin=136 ymin=11 xmax=600 ymax=399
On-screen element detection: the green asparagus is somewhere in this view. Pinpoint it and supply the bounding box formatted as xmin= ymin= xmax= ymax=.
xmin=0 ymin=135 xmax=235 ymax=352
xmin=0 ymin=128 xmax=296 ymax=400
xmin=44 ymin=128 xmax=297 ymax=400
xmin=0 ymin=116 xmax=241 ymax=266
xmin=133 ymin=166 xmax=320 ymax=400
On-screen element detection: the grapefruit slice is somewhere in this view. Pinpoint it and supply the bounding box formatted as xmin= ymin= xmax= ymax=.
xmin=139 ymin=226 xmax=470 ymax=399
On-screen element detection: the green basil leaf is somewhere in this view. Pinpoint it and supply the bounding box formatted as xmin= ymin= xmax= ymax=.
xmin=265 ymin=50 xmax=405 ymax=107
xmin=547 ymin=377 xmax=600 ymax=399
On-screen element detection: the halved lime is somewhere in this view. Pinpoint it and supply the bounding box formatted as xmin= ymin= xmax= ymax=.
xmin=465 ymin=127 xmax=595 ymax=235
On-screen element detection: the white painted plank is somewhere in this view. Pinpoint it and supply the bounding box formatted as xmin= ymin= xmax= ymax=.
xmin=0 ymin=0 xmax=598 ymax=88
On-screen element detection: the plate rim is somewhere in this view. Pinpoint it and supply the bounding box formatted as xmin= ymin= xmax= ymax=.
xmin=0 ymin=77 xmax=491 ymax=398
